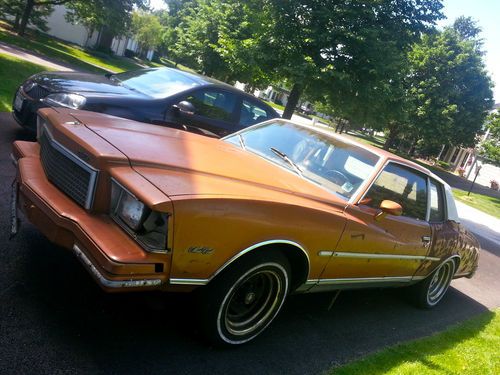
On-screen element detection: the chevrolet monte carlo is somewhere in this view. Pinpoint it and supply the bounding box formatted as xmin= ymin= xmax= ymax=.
xmin=11 ymin=108 xmax=479 ymax=345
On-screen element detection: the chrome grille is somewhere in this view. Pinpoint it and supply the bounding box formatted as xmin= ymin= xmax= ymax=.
xmin=25 ymin=84 xmax=50 ymax=99
xmin=39 ymin=127 xmax=98 ymax=209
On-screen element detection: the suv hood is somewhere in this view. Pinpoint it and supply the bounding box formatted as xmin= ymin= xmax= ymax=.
xmin=33 ymin=72 xmax=145 ymax=97
xmin=70 ymin=111 xmax=345 ymax=208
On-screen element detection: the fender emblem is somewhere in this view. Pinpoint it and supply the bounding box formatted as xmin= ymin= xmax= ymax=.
xmin=188 ymin=246 xmax=214 ymax=255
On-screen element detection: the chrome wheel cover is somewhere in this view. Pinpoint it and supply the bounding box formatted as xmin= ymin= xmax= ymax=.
xmin=217 ymin=262 xmax=288 ymax=344
xmin=427 ymin=261 xmax=455 ymax=306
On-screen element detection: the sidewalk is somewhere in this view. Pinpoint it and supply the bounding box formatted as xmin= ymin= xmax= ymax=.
xmin=0 ymin=41 xmax=73 ymax=71
xmin=456 ymin=201 xmax=500 ymax=244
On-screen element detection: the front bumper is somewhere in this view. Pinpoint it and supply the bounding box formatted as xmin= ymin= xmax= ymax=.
xmin=12 ymin=87 xmax=47 ymax=132
xmin=13 ymin=141 xmax=171 ymax=292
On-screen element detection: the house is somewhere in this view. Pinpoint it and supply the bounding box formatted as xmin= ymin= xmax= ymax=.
xmin=43 ymin=5 xmax=154 ymax=60
xmin=438 ymin=103 xmax=500 ymax=188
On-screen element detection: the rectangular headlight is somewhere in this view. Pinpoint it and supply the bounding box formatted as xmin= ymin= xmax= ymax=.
xmin=111 ymin=179 xmax=169 ymax=252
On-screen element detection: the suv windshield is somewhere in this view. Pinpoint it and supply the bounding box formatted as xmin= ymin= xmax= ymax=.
xmin=113 ymin=68 xmax=201 ymax=98
xmin=225 ymin=121 xmax=380 ymax=200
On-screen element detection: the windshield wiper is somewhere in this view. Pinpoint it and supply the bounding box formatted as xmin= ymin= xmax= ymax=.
xmin=270 ymin=147 xmax=302 ymax=176
xmin=238 ymin=134 xmax=246 ymax=150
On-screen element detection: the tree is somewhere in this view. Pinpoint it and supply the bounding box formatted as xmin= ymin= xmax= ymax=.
xmin=401 ymin=24 xmax=493 ymax=156
xmin=255 ymin=0 xmax=445 ymax=119
xmin=65 ymin=0 xmax=149 ymax=38
xmin=479 ymin=111 xmax=500 ymax=165
xmin=131 ymin=11 xmax=163 ymax=53
xmin=14 ymin=0 xmax=148 ymax=37
xmin=171 ymin=0 xmax=444 ymax=119
xmin=0 ymin=0 xmax=53 ymax=32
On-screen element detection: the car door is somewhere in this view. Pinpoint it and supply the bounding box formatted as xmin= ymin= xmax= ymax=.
xmin=318 ymin=162 xmax=432 ymax=285
xmin=173 ymin=88 xmax=239 ymax=137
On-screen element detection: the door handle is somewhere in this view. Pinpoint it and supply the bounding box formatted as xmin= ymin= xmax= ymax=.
xmin=421 ymin=236 xmax=431 ymax=247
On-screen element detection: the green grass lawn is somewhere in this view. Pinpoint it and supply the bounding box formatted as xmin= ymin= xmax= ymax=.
xmin=0 ymin=22 xmax=154 ymax=73
xmin=453 ymin=189 xmax=500 ymax=219
xmin=263 ymin=99 xmax=285 ymax=111
xmin=0 ymin=52 xmax=53 ymax=111
xmin=329 ymin=310 xmax=500 ymax=375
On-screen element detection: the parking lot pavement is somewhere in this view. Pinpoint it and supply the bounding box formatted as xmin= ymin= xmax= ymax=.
xmin=0 ymin=112 xmax=498 ymax=375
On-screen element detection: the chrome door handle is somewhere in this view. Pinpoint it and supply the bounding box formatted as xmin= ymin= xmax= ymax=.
xmin=421 ymin=236 xmax=431 ymax=247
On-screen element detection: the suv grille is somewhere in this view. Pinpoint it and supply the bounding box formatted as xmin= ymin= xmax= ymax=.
xmin=39 ymin=128 xmax=98 ymax=209
xmin=25 ymin=84 xmax=50 ymax=99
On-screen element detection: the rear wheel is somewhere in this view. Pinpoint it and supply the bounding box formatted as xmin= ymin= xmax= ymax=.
xmin=411 ymin=259 xmax=456 ymax=308
xmin=198 ymin=252 xmax=290 ymax=345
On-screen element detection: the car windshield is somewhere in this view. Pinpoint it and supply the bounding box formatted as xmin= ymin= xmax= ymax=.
xmin=225 ymin=121 xmax=380 ymax=200
xmin=112 ymin=68 xmax=201 ymax=98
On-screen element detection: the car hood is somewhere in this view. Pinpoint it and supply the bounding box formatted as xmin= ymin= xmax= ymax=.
xmin=33 ymin=72 xmax=144 ymax=97
xmin=70 ymin=111 xmax=346 ymax=209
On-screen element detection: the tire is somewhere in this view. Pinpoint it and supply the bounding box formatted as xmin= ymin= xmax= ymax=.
xmin=198 ymin=251 xmax=290 ymax=346
xmin=411 ymin=259 xmax=456 ymax=309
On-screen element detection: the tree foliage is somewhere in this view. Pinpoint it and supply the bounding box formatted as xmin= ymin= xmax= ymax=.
xmin=131 ymin=10 xmax=163 ymax=51
xmin=402 ymin=22 xmax=493 ymax=155
xmin=0 ymin=0 xmax=53 ymax=32
xmin=480 ymin=111 xmax=500 ymax=165
xmin=9 ymin=0 xmax=149 ymax=37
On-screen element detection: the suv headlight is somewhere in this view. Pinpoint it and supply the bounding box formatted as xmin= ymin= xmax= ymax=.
xmin=111 ymin=180 xmax=169 ymax=252
xmin=43 ymin=93 xmax=86 ymax=109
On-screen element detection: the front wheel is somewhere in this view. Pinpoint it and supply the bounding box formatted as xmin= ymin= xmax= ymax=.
xmin=411 ymin=259 xmax=456 ymax=308
xmin=198 ymin=252 xmax=290 ymax=345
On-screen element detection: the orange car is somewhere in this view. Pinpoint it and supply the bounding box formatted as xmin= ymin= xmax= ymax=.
xmin=11 ymin=108 xmax=479 ymax=345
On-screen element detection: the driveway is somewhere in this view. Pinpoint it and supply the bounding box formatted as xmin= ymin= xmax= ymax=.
xmin=0 ymin=112 xmax=498 ymax=374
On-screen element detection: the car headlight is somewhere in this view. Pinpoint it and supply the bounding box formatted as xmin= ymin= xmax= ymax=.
xmin=110 ymin=179 xmax=169 ymax=252
xmin=43 ymin=93 xmax=86 ymax=109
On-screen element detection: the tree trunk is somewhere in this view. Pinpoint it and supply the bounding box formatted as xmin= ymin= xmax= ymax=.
xmin=384 ymin=123 xmax=399 ymax=150
xmin=282 ymin=83 xmax=302 ymax=119
xmin=18 ymin=0 xmax=35 ymax=37
xmin=14 ymin=11 xmax=21 ymax=30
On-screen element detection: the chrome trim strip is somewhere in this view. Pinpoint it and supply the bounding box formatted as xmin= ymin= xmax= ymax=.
xmin=425 ymin=176 xmax=431 ymax=221
xmin=411 ymin=275 xmax=426 ymax=281
xmin=332 ymin=251 xmax=440 ymax=262
xmin=317 ymin=276 xmax=413 ymax=285
xmin=318 ymin=250 xmax=333 ymax=257
xmin=212 ymin=239 xmax=310 ymax=282
xmin=42 ymin=125 xmax=99 ymax=209
xmin=10 ymin=153 xmax=18 ymax=166
xmin=169 ymin=278 xmax=209 ymax=286
xmin=169 ymin=239 xmax=310 ymax=286
xmin=73 ymin=244 xmax=162 ymax=288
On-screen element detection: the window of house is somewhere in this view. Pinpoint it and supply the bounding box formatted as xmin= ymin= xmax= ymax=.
xmin=185 ymin=90 xmax=236 ymax=122
xmin=363 ymin=163 xmax=428 ymax=220
xmin=429 ymin=179 xmax=445 ymax=222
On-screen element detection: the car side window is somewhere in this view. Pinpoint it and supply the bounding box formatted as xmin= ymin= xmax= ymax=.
xmin=363 ymin=163 xmax=428 ymax=220
xmin=429 ymin=179 xmax=445 ymax=222
xmin=239 ymin=100 xmax=272 ymax=126
xmin=185 ymin=90 xmax=236 ymax=122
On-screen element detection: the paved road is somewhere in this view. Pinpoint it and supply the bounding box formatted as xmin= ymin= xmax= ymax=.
xmin=0 ymin=41 xmax=74 ymax=71
xmin=0 ymin=112 xmax=499 ymax=375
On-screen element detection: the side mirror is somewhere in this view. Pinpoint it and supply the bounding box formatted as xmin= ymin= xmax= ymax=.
xmin=173 ymin=101 xmax=195 ymax=116
xmin=375 ymin=200 xmax=403 ymax=221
